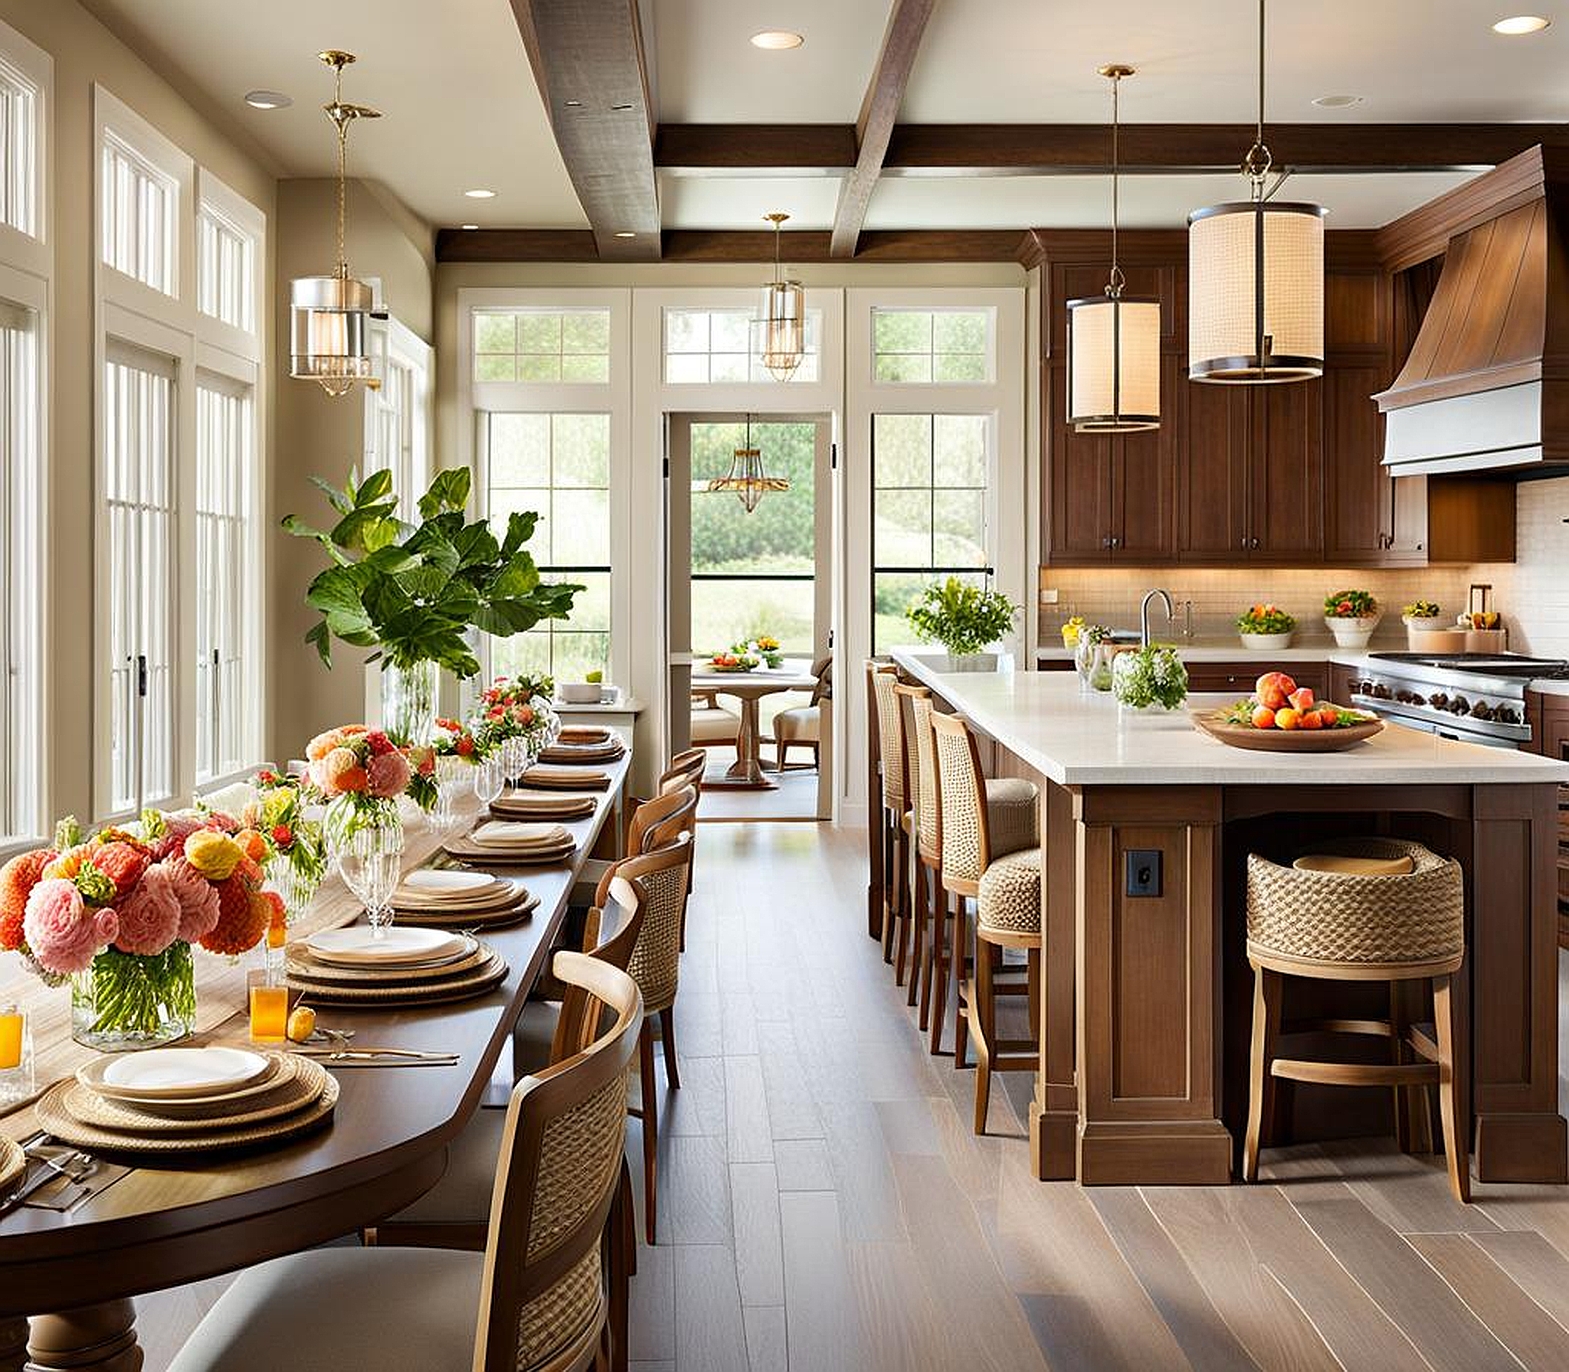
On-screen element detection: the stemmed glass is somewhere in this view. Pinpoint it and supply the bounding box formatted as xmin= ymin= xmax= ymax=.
xmin=433 ymin=757 xmax=472 ymax=843
xmin=474 ymin=755 xmax=506 ymax=813
xmin=327 ymin=801 xmax=404 ymax=939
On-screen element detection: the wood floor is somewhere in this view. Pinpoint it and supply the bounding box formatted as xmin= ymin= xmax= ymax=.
xmin=140 ymin=822 xmax=1569 ymax=1371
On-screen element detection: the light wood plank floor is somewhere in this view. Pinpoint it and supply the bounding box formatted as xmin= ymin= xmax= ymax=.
xmin=140 ymin=822 xmax=1569 ymax=1371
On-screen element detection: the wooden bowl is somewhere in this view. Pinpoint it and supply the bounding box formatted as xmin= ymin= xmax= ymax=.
xmin=1191 ymin=709 xmax=1384 ymax=753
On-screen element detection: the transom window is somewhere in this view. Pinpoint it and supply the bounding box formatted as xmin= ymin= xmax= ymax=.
xmin=197 ymin=200 xmax=255 ymax=332
xmin=472 ymin=309 xmax=611 ymax=383
xmin=664 ymin=307 xmax=822 ymax=384
xmin=0 ymin=54 xmax=39 ymax=240
xmin=101 ymin=130 xmax=177 ymax=296
xmin=872 ymin=308 xmax=992 ymax=384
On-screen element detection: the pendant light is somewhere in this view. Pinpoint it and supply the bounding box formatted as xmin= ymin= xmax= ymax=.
xmin=695 ymin=415 xmax=791 ymax=513
xmin=1067 ymin=65 xmax=1161 ymax=433
xmin=290 ymin=50 xmax=383 ymax=398
xmin=756 ymin=213 xmax=806 ymax=382
xmin=1188 ymin=0 xmax=1325 ymax=383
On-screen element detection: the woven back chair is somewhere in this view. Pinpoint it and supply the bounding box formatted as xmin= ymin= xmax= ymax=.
xmin=552 ymin=878 xmax=646 ymax=1066
xmin=661 ymin=748 xmax=705 ymax=791
xmin=912 ymin=696 xmax=943 ymax=869
xmin=894 ymin=683 xmax=933 ymax=1011
xmin=475 ymin=951 xmax=643 ymax=1372
xmin=930 ymin=712 xmax=992 ymax=893
xmin=871 ymin=666 xmax=906 ymax=813
xmin=628 ymin=785 xmax=698 ymax=856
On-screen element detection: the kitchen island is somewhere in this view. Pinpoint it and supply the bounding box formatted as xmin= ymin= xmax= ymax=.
xmin=892 ymin=652 xmax=1569 ymax=1187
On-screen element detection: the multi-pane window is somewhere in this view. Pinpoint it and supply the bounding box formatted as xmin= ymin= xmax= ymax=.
xmin=0 ymin=300 xmax=40 ymax=839
xmin=101 ymin=131 xmax=177 ymax=295
xmin=104 ymin=347 xmax=176 ymax=811
xmin=871 ymin=412 xmax=991 ymax=653
xmin=664 ymin=307 xmax=822 ymax=384
xmin=473 ymin=309 xmax=610 ymax=383
xmin=872 ymin=308 xmax=992 ymax=384
xmin=484 ymin=412 xmax=610 ymax=680
xmin=195 ymin=379 xmax=254 ymax=783
xmin=0 ymin=55 xmax=39 ymax=240
xmin=197 ymin=200 xmax=254 ymax=332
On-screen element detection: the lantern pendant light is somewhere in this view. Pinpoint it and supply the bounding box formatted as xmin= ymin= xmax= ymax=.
xmin=695 ymin=415 xmax=791 ymax=514
xmin=290 ymin=50 xmax=383 ymax=398
xmin=756 ymin=212 xmax=806 ymax=382
xmin=1067 ymin=64 xmax=1161 ymax=433
xmin=1188 ymin=0 xmax=1325 ymax=383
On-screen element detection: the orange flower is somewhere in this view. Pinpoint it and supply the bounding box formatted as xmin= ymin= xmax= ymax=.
xmin=199 ymin=874 xmax=269 ymax=956
xmin=233 ymin=829 xmax=268 ymax=863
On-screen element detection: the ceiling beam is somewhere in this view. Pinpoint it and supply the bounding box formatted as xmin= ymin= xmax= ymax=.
xmin=435 ymin=227 xmax=1030 ymax=263
xmin=508 ymin=0 xmax=660 ymax=260
xmin=830 ymin=0 xmax=937 ymax=258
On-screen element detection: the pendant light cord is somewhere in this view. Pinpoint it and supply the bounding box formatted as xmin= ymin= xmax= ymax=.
xmin=1242 ymin=0 xmax=1272 ymax=196
xmin=1108 ymin=72 xmax=1124 ymax=298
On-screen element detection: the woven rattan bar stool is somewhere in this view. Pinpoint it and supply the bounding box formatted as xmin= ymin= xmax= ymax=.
xmin=895 ymin=683 xmax=933 ymax=1013
xmin=869 ymin=663 xmax=915 ymax=983
xmin=1242 ymin=837 xmax=1470 ymax=1202
xmin=930 ymin=712 xmax=1042 ymax=1132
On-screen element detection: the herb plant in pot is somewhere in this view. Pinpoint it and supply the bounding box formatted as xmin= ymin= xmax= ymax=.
xmin=905 ymin=577 xmax=1019 ymax=672
xmin=1323 ymin=589 xmax=1381 ymax=649
xmin=1235 ymin=603 xmax=1296 ymax=652
xmin=1111 ymin=645 xmax=1189 ymax=716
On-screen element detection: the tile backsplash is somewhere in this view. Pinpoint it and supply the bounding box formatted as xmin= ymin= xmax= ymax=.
xmin=1499 ymin=475 xmax=1569 ymax=658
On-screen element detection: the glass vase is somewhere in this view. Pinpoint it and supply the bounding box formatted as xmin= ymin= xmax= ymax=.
xmin=71 ymin=944 xmax=196 ymax=1051
xmin=382 ymin=660 xmax=439 ymax=746
xmin=325 ymin=795 xmax=405 ymax=936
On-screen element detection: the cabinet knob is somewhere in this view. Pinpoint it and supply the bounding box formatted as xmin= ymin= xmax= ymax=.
xmin=1102 ymin=537 xmax=1112 ymax=548
xmin=1111 ymin=536 xmax=1121 ymax=549
xmin=1250 ymin=537 xmax=1261 ymax=550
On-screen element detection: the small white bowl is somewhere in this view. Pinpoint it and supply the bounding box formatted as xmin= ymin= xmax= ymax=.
xmin=558 ymin=682 xmax=603 ymax=704
xmin=1239 ymin=631 xmax=1294 ymax=652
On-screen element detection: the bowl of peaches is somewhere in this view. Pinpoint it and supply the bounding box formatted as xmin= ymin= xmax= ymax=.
xmin=1191 ymin=670 xmax=1384 ymax=753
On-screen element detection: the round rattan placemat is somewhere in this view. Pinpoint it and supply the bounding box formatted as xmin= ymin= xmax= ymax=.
xmin=60 ymin=1055 xmax=328 ymax=1134
xmin=77 ymin=1052 xmax=297 ymax=1118
xmin=287 ymin=936 xmax=488 ymax=984
xmin=442 ymin=838 xmax=576 ymax=866
xmin=399 ymin=894 xmax=537 ymax=930
xmin=288 ymin=953 xmax=508 ymax=1006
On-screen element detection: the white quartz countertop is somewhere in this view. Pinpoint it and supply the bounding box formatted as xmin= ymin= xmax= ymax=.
xmin=893 ymin=652 xmax=1569 ymax=788
xmin=1037 ymin=640 xmax=1376 ymax=664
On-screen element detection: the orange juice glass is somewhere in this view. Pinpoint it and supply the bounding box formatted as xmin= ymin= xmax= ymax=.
xmin=0 ymin=1008 xmax=21 ymax=1070
xmin=249 ymin=984 xmax=290 ymax=1043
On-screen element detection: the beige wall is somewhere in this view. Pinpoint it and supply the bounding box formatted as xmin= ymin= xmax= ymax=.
xmin=0 ymin=0 xmax=276 ymax=826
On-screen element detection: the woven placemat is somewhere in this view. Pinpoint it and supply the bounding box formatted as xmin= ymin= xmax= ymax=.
xmin=0 ymin=1137 xmax=24 ymax=1193
xmin=519 ymin=769 xmax=611 ymax=791
xmin=442 ymin=837 xmax=576 ymax=866
xmin=557 ymin=726 xmax=610 ymax=744
xmin=392 ymin=880 xmax=523 ymax=916
xmin=399 ymin=894 xmax=537 ymax=930
xmin=491 ymin=797 xmax=596 ymax=820
xmin=34 ymin=1074 xmax=338 ymax=1157
xmin=539 ymin=743 xmax=624 ymax=764
xmin=60 ymin=1055 xmax=328 ymax=1134
xmin=289 ymin=953 xmax=508 ymax=1006
xmin=288 ymin=937 xmax=489 ymax=984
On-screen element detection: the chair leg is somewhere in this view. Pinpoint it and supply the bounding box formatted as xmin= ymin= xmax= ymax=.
xmin=953 ymin=899 xmax=971 ymax=1070
xmin=1026 ymin=944 xmax=1041 ymax=1041
xmin=906 ymin=858 xmax=925 ymax=1007
xmin=880 ymin=816 xmax=897 ymax=964
xmin=972 ymin=935 xmax=996 ymax=1135
xmin=1433 ymin=974 xmax=1471 ymax=1204
xmin=607 ymin=1158 xmax=633 ymax=1372
xmin=918 ymin=866 xmax=938 ymax=1033
xmin=658 ymin=1005 xmax=681 ymax=1090
xmin=638 ymin=1020 xmax=660 ymax=1244
xmin=1242 ymin=965 xmax=1282 ymax=1183
xmin=927 ymin=887 xmax=950 ymax=1053
xmin=892 ymin=829 xmax=911 ymax=987
xmin=1389 ymin=980 xmax=1417 ymax=1153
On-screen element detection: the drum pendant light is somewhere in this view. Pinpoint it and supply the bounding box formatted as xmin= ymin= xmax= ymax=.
xmin=1188 ymin=0 xmax=1325 ymax=383
xmin=756 ymin=213 xmax=806 ymax=382
xmin=1067 ymin=65 xmax=1161 ymax=432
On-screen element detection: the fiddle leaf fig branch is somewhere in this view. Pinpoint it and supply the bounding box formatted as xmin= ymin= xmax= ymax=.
xmin=284 ymin=466 xmax=582 ymax=679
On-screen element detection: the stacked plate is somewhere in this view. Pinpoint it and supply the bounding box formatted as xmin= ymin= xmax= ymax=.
xmin=35 ymin=1047 xmax=338 ymax=1157
xmin=558 ymin=726 xmax=611 ymax=746
xmin=288 ymin=925 xmax=508 ymax=1006
xmin=444 ymin=820 xmax=577 ymax=866
xmin=491 ymin=790 xmax=596 ymax=822
xmin=519 ymin=765 xmax=612 ymax=792
xmin=391 ymin=867 xmax=538 ymax=928
xmin=538 ymin=736 xmax=626 ymax=765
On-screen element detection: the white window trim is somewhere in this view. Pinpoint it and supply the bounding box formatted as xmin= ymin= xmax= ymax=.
xmin=0 ymin=18 xmax=49 ymax=280
xmin=195 ymin=166 xmax=264 ymax=357
xmin=96 ymin=87 xmax=193 ymax=311
xmin=364 ymin=314 xmax=433 ymax=507
xmin=869 ymin=303 xmax=999 ymax=387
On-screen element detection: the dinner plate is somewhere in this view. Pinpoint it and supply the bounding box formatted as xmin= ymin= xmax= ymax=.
xmin=471 ymin=821 xmax=571 ymax=848
xmin=89 ymin=1046 xmax=272 ymax=1101
xmin=79 ymin=1053 xmax=293 ymax=1116
xmin=395 ymin=869 xmax=503 ymax=901
xmin=304 ymin=926 xmax=470 ymax=967
xmin=391 ymin=877 xmax=525 ymax=914
xmin=289 ymin=934 xmax=484 ymax=983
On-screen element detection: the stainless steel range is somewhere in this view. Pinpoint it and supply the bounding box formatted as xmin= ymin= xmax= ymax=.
xmin=1347 ymin=653 xmax=1569 ymax=748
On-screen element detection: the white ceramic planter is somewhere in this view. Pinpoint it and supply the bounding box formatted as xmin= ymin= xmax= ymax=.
xmin=1403 ymin=617 xmax=1467 ymax=653
xmin=1325 ymin=614 xmax=1381 ymax=649
xmin=1239 ymin=631 xmax=1294 ymax=652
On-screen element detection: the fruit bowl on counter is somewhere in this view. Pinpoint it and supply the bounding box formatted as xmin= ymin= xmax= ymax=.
xmin=1192 ymin=670 xmax=1384 ymax=753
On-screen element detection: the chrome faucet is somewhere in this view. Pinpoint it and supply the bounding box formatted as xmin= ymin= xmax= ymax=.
xmin=1140 ymin=588 xmax=1175 ymax=649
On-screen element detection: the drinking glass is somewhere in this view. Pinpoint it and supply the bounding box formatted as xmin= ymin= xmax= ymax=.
xmin=328 ymin=803 xmax=404 ymax=938
xmin=433 ymin=757 xmax=472 ymax=842
xmin=503 ymin=736 xmax=527 ymax=787
xmin=474 ymin=755 xmax=505 ymax=811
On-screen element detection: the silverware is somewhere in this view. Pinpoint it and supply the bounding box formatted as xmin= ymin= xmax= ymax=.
xmin=0 ymin=1150 xmax=94 ymax=1214
xmin=300 ymin=1047 xmax=460 ymax=1062
xmin=321 ymin=1057 xmax=459 ymax=1068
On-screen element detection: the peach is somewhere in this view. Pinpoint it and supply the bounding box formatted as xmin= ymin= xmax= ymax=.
xmin=1274 ymin=708 xmax=1301 ymax=730
xmin=1251 ymin=705 xmax=1276 ymax=730
xmin=1298 ymin=708 xmax=1323 ymax=730
xmin=1288 ymin=687 xmax=1316 ymax=712
xmin=1255 ymin=671 xmax=1297 ymax=711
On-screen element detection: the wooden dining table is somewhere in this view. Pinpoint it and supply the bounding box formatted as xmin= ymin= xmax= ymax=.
xmin=689 ymin=664 xmax=818 ymax=789
xmin=0 ymin=751 xmax=630 ymax=1372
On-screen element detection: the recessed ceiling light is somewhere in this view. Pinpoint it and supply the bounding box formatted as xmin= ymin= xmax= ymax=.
xmin=464 ymin=188 xmax=496 ymax=199
xmin=564 ymin=99 xmax=582 ymax=107
xmin=611 ymin=102 xmax=635 ymax=111
xmin=243 ymin=89 xmax=291 ymax=110
xmin=1312 ymin=94 xmax=1364 ymax=108
xmin=613 ymin=231 xmax=636 ymax=239
xmin=461 ymin=224 xmax=479 ymax=230
xmin=1493 ymin=14 xmax=1551 ymax=33
xmin=751 ymin=30 xmax=804 ymax=50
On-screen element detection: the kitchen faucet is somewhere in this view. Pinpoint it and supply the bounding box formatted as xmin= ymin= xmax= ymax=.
xmin=1140 ymin=588 xmax=1174 ymax=649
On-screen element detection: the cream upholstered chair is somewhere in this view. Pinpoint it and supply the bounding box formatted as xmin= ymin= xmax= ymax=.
xmin=772 ymin=655 xmax=831 ymax=770
xmin=930 ymin=712 xmax=1042 ymax=1133
xmin=1242 ymin=838 xmax=1469 ymax=1202
xmin=689 ymin=689 xmax=740 ymax=749
xmin=168 ymin=953 xmax=643 ymax=1372
xmin=869 ymin=664 xmax=915 ymax=982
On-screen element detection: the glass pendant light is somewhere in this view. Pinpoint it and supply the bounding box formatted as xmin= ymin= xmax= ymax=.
xmin=1188 ymin=0 xmax=1325 ymax=383
xmin=290 ymin=51 xmax=383 ymax=398
xmin=694 ymin=415 xmax=791 ymax=513
xmin=756 ymin=213 xmax=806 ymax=382
xmin=1067 ymin=64 xmax=1161 ymax=432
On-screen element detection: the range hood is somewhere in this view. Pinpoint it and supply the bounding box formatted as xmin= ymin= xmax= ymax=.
xmin=1376 ymin=150 xmax=1569 ymax=479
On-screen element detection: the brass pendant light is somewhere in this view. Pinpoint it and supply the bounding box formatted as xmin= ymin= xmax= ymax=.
xmin=1066 ymin=65 xmax=1161 ymax=432
xmin=1188 ymin=0 xmax=1325 ymax=383
xmin=290 ymin=50 xmax=384 ymax=398
xmin=756 ymin=212 xmax=806 ymax=382
xmin=695 ymin=415 xmax=791 ymax=514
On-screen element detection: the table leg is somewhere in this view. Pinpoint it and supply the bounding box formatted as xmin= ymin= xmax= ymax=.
xmin=715 ymin=697 xmax=776 ymax=791
xmin=27 ymin=1302 xmax=142 ymax=1371
xmin=0 ymin=1319 xmax=25 ymax=1372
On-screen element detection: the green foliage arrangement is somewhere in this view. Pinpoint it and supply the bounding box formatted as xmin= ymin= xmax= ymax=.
xmin=284 ymin=467 xmax=580 ymax=679
xmin=1403 ymin=600 xmax=1442 ymax=620
xmin=1112 ymin=645 xmax=1190 ymax=711
xmin=1324 ymin=588 xmax=1378 ymax=619
xmin=905 ymin=577 xmax=1019 ymax=657
xmin=1235 ymin=603 xmax=1296 ymax=635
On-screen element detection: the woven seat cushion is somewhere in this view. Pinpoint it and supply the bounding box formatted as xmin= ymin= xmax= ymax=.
xmin=984 ymin=777 xmax=1039 ymax=859
xmin=167 ymin=1246 xmax=482 ymax=1372
xmin=774 ymin=704 xmax=820 ymax=743
xmin=978 ymin=847 xmax=1043 ymax=935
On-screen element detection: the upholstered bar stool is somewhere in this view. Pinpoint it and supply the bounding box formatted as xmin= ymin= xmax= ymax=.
xmin=1242 ymin=837 xmax=1469 ymax=1202
xmin=895 ymin=683 xmax=933 ymax=1012
xmin=929 ymin=713 xmax=1042 ymax=1133
xmin=868 ymin=664 xmax=913 ymax=979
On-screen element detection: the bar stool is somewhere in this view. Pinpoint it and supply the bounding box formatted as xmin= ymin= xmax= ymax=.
xmin=869 ymin=664 xmax=914 ymax=982
xmin=929 ymin=713 xmax=1042 ymax=1132
xmin=1242 ymin=837 xmax=1469 ymax=1202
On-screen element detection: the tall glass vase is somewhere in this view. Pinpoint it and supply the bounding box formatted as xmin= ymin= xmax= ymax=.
xmin=71 ymin=944 xmax=196 ymax=1051
xmin=382 ymin=660 xmax=439 ymax=746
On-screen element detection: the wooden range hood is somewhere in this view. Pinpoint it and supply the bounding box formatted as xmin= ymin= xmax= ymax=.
xmin=1375 ymin=146 xmax=1569 ymax=478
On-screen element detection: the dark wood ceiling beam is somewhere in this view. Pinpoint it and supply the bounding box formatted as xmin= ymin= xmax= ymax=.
xmin=654 ymin=123 xmax=856 ymax=174
xmin=508 ymin=0 xmax=660 ymax=260
xmin=435 ymin=227 xmax=1030 ymax=263
xmin=830 ymin=0 xmax=937 ymax=258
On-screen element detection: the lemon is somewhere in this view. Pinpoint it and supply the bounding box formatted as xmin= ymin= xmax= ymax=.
xmin=286 ymin=1006 xmax=317 ymax=1043
xmin=584 ymin=670 xmax=603 ymax=684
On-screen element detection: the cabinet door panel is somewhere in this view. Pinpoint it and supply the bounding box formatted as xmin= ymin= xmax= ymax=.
xmin=1044 ymin=363 xmax=1113 ymax=564
xmin=1113 ymin=354 xmax=1177 ymax=561
xmin=1324 ymin=365 xmax=1392 ymax=564
xmin=1177 ymin=380 xmax=1248 ymax=560
xmin=1252 ymin=379 xmax=1324 ymax=560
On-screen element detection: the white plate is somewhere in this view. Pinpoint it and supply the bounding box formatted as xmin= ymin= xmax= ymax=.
xmin=472 ymin=821 xmax=571 ymax=847
xmin=92 ymin=1047 xmax=272 ymax=1101
xmin=395 ymin=869 xmax=503 ymax=901
xmin=305 ymin=926 xmax=470 ymax=967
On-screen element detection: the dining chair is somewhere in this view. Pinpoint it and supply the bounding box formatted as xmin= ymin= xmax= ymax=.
xmin=868 ymin=663 xmax=912 ymax=980
xmin=772 ymin=654 xmax=831 ymax=770
xmin=689 ymin=689 xmax=740 ymax=749
xmin=577 ymin=784 xmax=698 ymax=911
xmin=168 ymin=952 xmax=644 ymax=1372
xmin=894 ymin=683 xmax=932 ymax=1013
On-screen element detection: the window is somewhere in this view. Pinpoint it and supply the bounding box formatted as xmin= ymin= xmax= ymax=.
xmin=664 ymin=307 xmax=821 ymax=384
xmin=101 ymin=131 xmax=177 ymax=295
xmin=104 ymin=346 xmax=176 ymax=811
xmin=0 ymin=53 xmax=38 ymax=240
xmin=194 ymin=378 xmax=255 ymax=783
xmin=872 ymin=308 xmax=992 ymax=384
xmin=473 ymin=309 xmax=610 ymax=383
xmin=0 ymin=298 xmax=40 ymax=840
xmin=482 ymin=411 xmax=610 ymax=680
xmin=871 ymin=412 xmax=991 ymax=653
xmin=196 ymin=200 xmax=254 ymax=332
xmin=365 ymin=320 xmax=431 ymax=516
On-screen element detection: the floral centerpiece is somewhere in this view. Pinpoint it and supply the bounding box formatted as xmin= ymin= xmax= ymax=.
xmin=432 ymin=716 xmax=491 ymax=765
xmin=1235 ymin=603 xmax=1297 ymax=651
xmin=1112 ymin=645 xmax=1190 ymax=714
xmin=243 ymin=770 xmax=328 ymax=925
xmin=734 ymin=635 xmax=783 ymax=669
xmin=1324 ymin=588 xmax=1381 ymax=648
xmin=474 ymin=676 xmax=559 ymax=778
xmin=0 ymin=811 xmax=280 ymax=1049
xmin=305 ymin=725 xmax=432 ymax=840
xmin=906 ymin=577 xmax=1019 ymax=670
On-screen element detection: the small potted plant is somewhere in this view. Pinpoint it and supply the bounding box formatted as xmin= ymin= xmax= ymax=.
xmin=1323 ymin=589 xmax=1382 ymax=649
xmin=1235 ymin=603 xmax=1297 ymax=652
xmin=1112 ymin=645 xmax=1190 ymax=716
xmin=905 ymin=577 xmax=1019 ymax=672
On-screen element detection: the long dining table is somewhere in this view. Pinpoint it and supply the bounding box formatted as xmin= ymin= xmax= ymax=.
xmin=0 ymin=749 xmax=630 ymax=1372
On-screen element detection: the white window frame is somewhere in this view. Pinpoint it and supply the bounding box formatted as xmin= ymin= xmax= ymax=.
xmin=196 ymin=167 xmax=263 ymax=350
xmin=0 ymin=18 xmax=47 ymax=279
xmin=869 ymin=304 xmax=998 ymax=386
xmin=364 ymin=315 xmax=433 ymax=517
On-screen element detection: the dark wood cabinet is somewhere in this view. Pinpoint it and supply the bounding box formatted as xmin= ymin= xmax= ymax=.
xmin=1185 ymin=660 xmax=1326 ymax=699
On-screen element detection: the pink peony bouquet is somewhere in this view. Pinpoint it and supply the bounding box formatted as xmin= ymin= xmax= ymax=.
xmin=473 ymin=677 xmax=556 ymax=751
xmin=304 ymin=724 xmax=435 ymax=812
